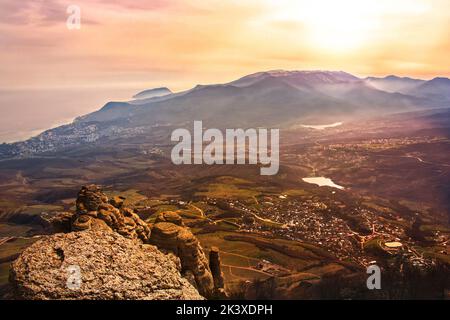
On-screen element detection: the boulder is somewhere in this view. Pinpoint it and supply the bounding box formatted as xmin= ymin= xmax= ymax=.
xmin=26 ymin=185 xmax=227 ymax=299
xmin=76 ymin=185 xmax=108 ymax=213
xmin=41 ymin=212 xmax=73 ymax=233
xmin=155 ymin=211 xmax=184 ymax=226
xmin=110 ymin=196 xmax=125 ymax=209
xmin=150 ymin=221 xmax=215 ymax=298
xmin=9 ymin=230 xmax=203 ymax=300
xmin=71 ymin=185 xmax=150 ymax=242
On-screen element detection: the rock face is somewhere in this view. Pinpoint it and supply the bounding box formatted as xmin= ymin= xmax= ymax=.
xmin=150 ymin=219 xmax=215 ymax=298
xmin=209 ymin=246 xmax=227 ymax=299
xmin=209 ymin=247 xmax=225 ymax=289
xmin=42 ymin=212 xmax=73 ymax=233
xmin=155 ymin=211 xmax=185 ymax=226
xmin=22 ymin=185 xmax=228 ymax=299
xmin=10 ymin=230 xmax=203 ymax=300
xmin=72 ymin=185 xmax=150 ymax=242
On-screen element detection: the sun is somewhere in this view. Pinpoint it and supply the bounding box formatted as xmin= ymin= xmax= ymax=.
xmin=302 ymin=0 xmax=379 ymax=51
xmin=264 ymin=0 xmax=381 ymax=52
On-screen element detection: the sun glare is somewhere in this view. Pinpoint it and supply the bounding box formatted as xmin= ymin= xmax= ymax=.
xmin=265 ymin=0 xmax=379 ymax=51
xmin=263 ymin=0 xmax=430 ymax=52
xmin=303 ymin=0 xmax=379 ymax=51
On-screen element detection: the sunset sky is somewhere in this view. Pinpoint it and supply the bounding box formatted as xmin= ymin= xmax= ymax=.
xmin=0 ymin=0 xmax=449 ymax=141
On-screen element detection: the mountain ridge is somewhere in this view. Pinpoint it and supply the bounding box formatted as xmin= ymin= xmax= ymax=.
xmin=1 ymin=70 xmax=449 ymax=158
xmin=132 ymin=87 xmax=172 ymax=100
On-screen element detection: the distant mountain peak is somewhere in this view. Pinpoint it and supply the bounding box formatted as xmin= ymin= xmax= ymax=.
xmin=364 ymin=75 xmax=426 ymax=94
xmin=411 ymin=76 xmax=450 ymax=101
xmin=428 ymin=77 xmax=450 ymax=83
xmin=230 ymin=69 xmax=360 ymax=88
xmin=366 ymin=75 xmax=422 ymax=81
xmin=384 ymin=75 xmax=412 ymax=81
xmin=247 ymin=69 xmax=357 ymax=78
xmin=133 ymin=87 xmax=172 ymax=100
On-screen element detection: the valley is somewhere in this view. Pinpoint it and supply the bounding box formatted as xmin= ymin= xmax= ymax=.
xmin=0 ymin=107 xmax=449 ymax=299
xmin=0 ymin=71 xmax=449 ymax=299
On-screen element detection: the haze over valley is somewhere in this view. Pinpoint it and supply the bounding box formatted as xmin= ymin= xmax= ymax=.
xmin=2 ymin=70 xmax=449 ymax=156
xmin=0 ymin=70 xmax=449 ymax=299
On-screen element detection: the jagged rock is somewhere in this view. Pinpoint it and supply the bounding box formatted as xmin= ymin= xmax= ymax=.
xmin=149 ymin=222 xmax=180 ymax=251
xmin=177 ymin=228 xmax=214 ymax=297
xmin=150 ymin=221 xmax=214 ymax=298
xmin=72 ymin=214 xmax=110 ymax=232
xmin=41 ymin=212 xmax=73 ymax=233
xmin=71 ymin=185 xmax=150 ymax=242
xmin=110 ymin=196 xmax=125 ymax=209
xmin=76 ymin=185 xmax=108 ymax=213
xmin=121 ymin=208 xmax=151 ymax=241
xmin=155 ymin=211 xmax=184 ymax=226
xmin=9 ymin=230 xmax=203 ymax=300
xmin=27 ymin=185 xmax=227 ymax=299
xmin=72 ymin=214 xmax=92 ymax=231
xmin=209 ymin=246 xmax=227 ymax=298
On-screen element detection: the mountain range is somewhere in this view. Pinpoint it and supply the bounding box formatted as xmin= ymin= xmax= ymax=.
xmin=1 ymin=70 xmax=449 ymax=158
xmin=365 ymin=75 xmax=450 ymax=101
xmin=78 ymin=70 xmax=449 ymax=127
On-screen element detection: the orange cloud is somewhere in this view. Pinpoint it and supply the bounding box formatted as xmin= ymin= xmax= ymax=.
xmin=0 ymin=0 xmax=449 ymax=92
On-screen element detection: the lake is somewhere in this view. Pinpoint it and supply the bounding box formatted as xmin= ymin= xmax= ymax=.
xmin=302 ymin=177 xmax=344 ymax=190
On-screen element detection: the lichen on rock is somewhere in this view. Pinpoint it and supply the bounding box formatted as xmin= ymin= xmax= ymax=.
xmin=9 ymin=230 xmax=203 ymax=300
xmin=14 ymin=184 xmax=228 ymax=300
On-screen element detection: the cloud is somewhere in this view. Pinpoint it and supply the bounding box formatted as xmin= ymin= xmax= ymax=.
xmin=91 ymin=0 xmax=175 ymax=11
xmin=0 ymin=0 xmax=103 ymax=27
xmin=0 ymin=0 xmax=449 ymax=92
xmin=0 ymin=0 xmax=66 ymax=26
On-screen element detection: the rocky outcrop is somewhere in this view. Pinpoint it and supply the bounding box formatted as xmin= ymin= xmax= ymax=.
xmin=209 ymin=247 xmax=225 ymax=287
xmin=18 ymin=185 xmax=228 ymax=299
xmin=41 ymin=212 xmax=73 ymax=233
xmin=209 ymin=246 xmax=227 ymax=298
xmin=9 ymin=230 xmax=203 ymax=300
xmin=150 ymin=219 xmax=215 ymax=298
xmin=72 ymin=185 xmax=150 ymax=242
xmin=155 ymin=211 xmax=185 ymax=226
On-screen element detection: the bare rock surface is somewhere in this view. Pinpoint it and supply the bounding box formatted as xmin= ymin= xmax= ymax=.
xmin=150 ymin=220 xmax=215 ymax=298
xmin=15 ymin=185 xmax=228 ymax=299
xmin=72 ymin=185 xmax=150 ymax=242
xmin=155 ymin=211 xmax=185 ymax=226
xmin=209 ymin=246 xmax=227 ymax=298
xmin=10 ymin=230 xmax=203 ymax=300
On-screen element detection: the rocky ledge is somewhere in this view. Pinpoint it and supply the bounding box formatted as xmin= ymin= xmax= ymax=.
xmin=9 ymin=185 xmax=227 ymax=300
xmin=10 ymin=230 xmax=203 ymax=300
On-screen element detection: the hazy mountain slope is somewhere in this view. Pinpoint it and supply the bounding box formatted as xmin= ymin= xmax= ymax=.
xmin=230 ymin=70 xmax=359 ymax=88
xmin=132 ymin=87 xmax=172 ymax=100
xmin=364 ymin=75 xmax=425 ymax=94
xmin=408 ymin=77 xmax=450 ymax=103
xmin=0 ymin=70 xmax=445 ymax=158
xmin=78 ymin=71 xmax=429 ymax=127
xmin=365 ymin=75 xmax=450 ymax=106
